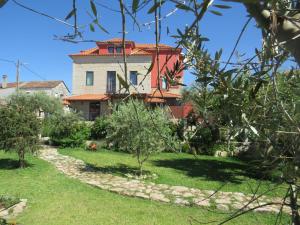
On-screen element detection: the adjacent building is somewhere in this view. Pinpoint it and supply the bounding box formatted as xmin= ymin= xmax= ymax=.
xmin=65 ymin=38 xmax=189 ymax=120
xmin=0 ymin=75 xmax=70 ymax=101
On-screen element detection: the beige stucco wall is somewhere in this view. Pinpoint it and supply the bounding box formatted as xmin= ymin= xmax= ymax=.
xmin=71 ymin=55 xmax=152 ymax=95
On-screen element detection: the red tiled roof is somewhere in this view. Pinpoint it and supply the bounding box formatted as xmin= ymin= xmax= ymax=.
xmin=0 ymin=81 xmax=64 ymax=89
xmin=150 ymin=90 xmax=181 ymax=98
xmin=70 ymin=51 xmax=151 ymax=56
xmin=99 ymin=38 xmax=135 ymax=43
xmin=70 ymin=38 xmax=178 ymax=56
xmin=64 ymin=94 xmax=109 ymax=101
xmin=145 ymin=97 xmax=166 ymax=103
xmin=0 ymin=83 xmax=18 ymax=88
xmin=21 ymin=81 xmax=63 ymax=89
xmin=135 ymin=43 xmax=172 ymax=49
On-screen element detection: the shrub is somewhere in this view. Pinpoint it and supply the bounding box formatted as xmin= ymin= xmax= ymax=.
xmin=90 ymin=116 xmax=109 ymax=139
xmin=49 ymin=113 xmax=90 ymax=148
xmin=176 ymin=119 xmax=185 ymax=140
xmin=188 ymin=126 xmax=214 ymax=155
xmin=107 ymin=100 xmax=178 ymax=175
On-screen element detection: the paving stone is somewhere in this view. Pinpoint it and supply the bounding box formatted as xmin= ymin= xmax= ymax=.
xmin=149 ymin=193 xmax=170 ymax=203
xmin=38 ymin=146 xmax=290 ymax=215
xmin=174 ymin=198 xmax=190 ymax=205
xmin=170 ymin=186 xmax=190 ymax=192
xmin=136 ymin=192 xmax=150 ymax=199
xmin=215 ymin=198 xmax=231 ymax=204
xmin=193 ymin=198 xmax=210 ymax=207
xmin=182 ymin=192 xmax=194 ymax=198
xmin=217 ymin=204 xmax=229 ymax=211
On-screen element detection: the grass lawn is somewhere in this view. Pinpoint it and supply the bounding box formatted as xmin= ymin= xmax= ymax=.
xmin=0 ymin=150 xmax=290 ymax=225
xmin=59 ymin=148 xmax=287 ymax=198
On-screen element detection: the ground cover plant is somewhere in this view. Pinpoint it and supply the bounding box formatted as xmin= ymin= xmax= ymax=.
xmin=0 ymin=196 xmax=19 ymax=210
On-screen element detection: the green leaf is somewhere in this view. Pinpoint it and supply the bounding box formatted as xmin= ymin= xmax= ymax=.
xmin=65 ymin=9 xmax=76 ymax=21
xmin=209 ymin=10 xmax=223 ymax=16
xmin=132 ymin=0 xmax=140 ymax=13
xmin=94 ymin=19 xmax=109 ymax=34
xmin=196 ymin=76 xmax=214 ymax=83
xmin=146 ymin=61 xmax=155 ymax=75
xmin=90 ymin=0 xmax=97 ymax=17
xmin=0 ymin=0 xmax=8 ymax=8
xmin=200 ymin=37 xmax=210 ymax=42
xmin=148 ymin=0 xmax=165 ymax=14
xmin=213 ymin=4 xmax=231 ymax=9
xmin=117 ymin=74 xmax=129 ymax=90
xmin=89 ymin=23 xmax=95 ymax=32
xmin=176 ymin=3 xmax=192 ymax=11
xmin=223 ymin=69 xmax=238 ymax=77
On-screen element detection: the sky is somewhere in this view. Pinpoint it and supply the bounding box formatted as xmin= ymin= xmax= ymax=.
xmin=0 ymin=0 xmax=262 ymax=92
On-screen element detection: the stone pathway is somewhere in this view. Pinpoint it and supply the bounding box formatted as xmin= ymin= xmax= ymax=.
xmin=0 ymin=199 xmax=27 ymax=220
xmin=39 ymin=147 xmax=290 ymax=214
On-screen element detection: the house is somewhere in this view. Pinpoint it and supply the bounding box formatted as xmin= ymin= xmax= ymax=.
xmin=65 ymin=38 xmax=188 ymax=120
xmin=0 ymin=75 xmax=70 ymax=100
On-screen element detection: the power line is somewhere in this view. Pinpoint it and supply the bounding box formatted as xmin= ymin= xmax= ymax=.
xmin=0 ymin=57 xmax=47 ymax=81
xmin=21 ymin=64 xmax=47 ymax=81
xmin=0 ymin=58 xmax=15 ymax=64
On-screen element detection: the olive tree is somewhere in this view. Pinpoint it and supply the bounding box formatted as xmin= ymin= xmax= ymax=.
xmin=107 ymin=100 xmax=176 ymax=175
xmin=0 ymin=94 xmax=41 ymax=168
xmin=0 ymin=92 xmax=64 ymax=168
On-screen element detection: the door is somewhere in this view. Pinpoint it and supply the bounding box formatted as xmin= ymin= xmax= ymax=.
xmin=89 ymin=102 xmax=100 ymax=121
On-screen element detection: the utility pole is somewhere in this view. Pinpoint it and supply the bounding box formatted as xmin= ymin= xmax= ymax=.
xmin=16 ymin=59 xmax=20 ymax=94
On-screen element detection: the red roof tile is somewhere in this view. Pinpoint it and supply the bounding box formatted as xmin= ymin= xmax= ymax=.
xmin=64 ymin=94 xmax=109 ymax=101
xmin=150 ymin=90 xmax=181 ymax=98
xmin=70 ymin=38 xmax=179 ymax=57
xmin=99 ymin=38 xmax=134 ymax=43
xmin=145 ymin=97 xmax=166 ymax=103
xmin=135 ymin=43 xmax=172 ymax=49
xmin=0 ymin=81 xmax=64 ymax=89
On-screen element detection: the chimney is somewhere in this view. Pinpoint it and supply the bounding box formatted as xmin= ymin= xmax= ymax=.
xmin=1 ymin=75 xmax=7 ymax=89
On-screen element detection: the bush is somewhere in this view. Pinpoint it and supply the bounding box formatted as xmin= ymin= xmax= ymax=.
xmin=90 ymin=116 xmax=109 ymax=139
xmin=49 ymin=113 xmax=90 ymax=148
xmin=189 ymin=126 xmax=213 ymax=154
xmin=176 ymin=119 xmax=185 ymax=140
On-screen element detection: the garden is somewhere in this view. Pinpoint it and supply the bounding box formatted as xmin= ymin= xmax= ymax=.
xmin=0 ymin=82 xmax=298 ymax=224
xmin=0 ymin=60 xmax=299 ymax=225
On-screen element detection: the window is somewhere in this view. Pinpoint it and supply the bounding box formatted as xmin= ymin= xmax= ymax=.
xmin=162 ymin=77 xmax=168 ymax=89
xmin=107 ymin=71 xmax=116 ymax=93
xmin=130 ymin=71 xmax=138 ymax=85
xmin=108 ymin=46 xmax=114 ymax=53
xmin=116 ymin=46 xmax=122 ymax=53
xmin=86 ymin=71 xmax=94 ymax=86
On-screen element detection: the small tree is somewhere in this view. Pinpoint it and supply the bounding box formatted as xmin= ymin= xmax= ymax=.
xmin=0 ymin=94 xmax=41 ymax=168
xmin=107 ymin=100 xmax=176 ymax=175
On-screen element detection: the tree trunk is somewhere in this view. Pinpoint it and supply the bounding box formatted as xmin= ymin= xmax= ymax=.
xmin=139 ymin=163 xmax=143 ymax=176
xmin=18 ymin=148 xmax=25 ymax=168
xmin=290 ymin=184 xmax=300 ymax=225
xmin=243 ymin=3 xmax=300 ymax=65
